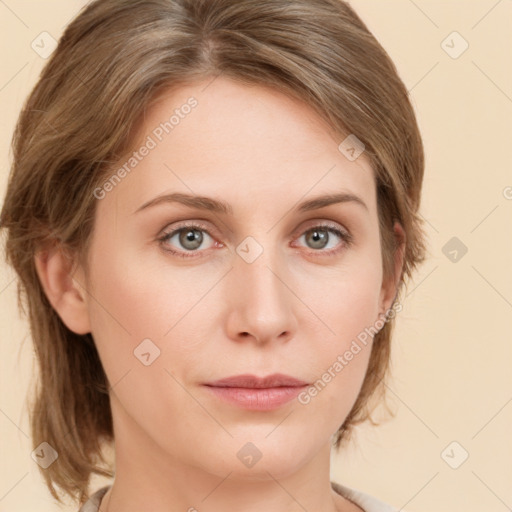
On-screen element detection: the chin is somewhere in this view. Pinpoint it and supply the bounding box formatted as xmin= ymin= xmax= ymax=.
xmin=203 ymin=435 xmax=315 ymax=480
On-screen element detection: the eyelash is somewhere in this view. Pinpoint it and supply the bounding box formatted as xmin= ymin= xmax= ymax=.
xmin=157 ymin=221 xmax=353 ymax=259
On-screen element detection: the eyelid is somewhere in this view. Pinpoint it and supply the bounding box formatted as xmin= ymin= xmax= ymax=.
xmin=158 ymin=219 xmax=214 ymax=237
xmin=295 ymin=218 xmax=349 ymax=236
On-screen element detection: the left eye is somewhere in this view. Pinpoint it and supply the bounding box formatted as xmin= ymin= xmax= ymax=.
xmin=296 ymin=225 xmax=351 ymax=252
xmin=158 ymin=223 xmax=352 ymax=258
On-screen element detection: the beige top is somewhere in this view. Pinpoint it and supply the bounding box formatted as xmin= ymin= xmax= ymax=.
xmin=79 ymin=483 xmax=402 ymax=512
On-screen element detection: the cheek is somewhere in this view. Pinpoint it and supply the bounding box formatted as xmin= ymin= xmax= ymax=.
xmin=331 ymin=270 xmax=382 ymax=345
xmin=85 ymin=232 xmax=220 ymax=393
xmin=294 ymin=254 xmax=384 ymax=414
xmin=292 ymin=313 xmax=378 ymax=438
xmin=300 ymin=249 xmax=383 ymax=345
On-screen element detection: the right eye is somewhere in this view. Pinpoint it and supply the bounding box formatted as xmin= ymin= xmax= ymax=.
xmin=158 ymin=222 xmax=220 ymax=259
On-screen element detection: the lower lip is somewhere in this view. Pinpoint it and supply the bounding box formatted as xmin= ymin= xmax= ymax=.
xmin=203 ymin=385 xmax=308 ymax=411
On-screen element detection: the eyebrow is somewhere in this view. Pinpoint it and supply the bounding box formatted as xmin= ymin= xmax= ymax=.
xmin=133 ymin=191 xmax=368 ymax=215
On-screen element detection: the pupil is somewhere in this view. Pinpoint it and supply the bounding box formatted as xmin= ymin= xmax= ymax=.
xmin=180 ymin=229 xmax=202 ymax=250
xmin=309 ymin=229 xmax=327 ymax=249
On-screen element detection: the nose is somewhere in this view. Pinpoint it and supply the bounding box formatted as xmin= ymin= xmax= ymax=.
xmin=224 ymin=243 xmax=298 ymax=346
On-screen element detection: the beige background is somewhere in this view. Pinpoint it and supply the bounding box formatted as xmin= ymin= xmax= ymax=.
xmin=1 ymin=1 xmax=511 ymax=511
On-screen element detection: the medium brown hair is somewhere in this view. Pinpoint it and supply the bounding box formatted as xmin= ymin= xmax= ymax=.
xmin=0 ymin=0 xmax=427 ymax=505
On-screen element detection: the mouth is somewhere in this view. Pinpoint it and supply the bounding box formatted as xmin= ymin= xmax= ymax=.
xmin=202 ymin=373 xmax=309 ymax=411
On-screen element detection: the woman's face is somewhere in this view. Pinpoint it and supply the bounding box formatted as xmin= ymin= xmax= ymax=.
xmin=74 ymin=76 xmax=400 ymax=479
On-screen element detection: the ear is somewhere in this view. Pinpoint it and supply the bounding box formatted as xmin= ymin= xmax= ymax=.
xmin=34 ymin=245 xmax=91 ymax=335
xmin=378 ymin=221 xmax=406 ymax=316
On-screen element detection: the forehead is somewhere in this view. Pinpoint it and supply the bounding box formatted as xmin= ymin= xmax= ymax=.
xmin=102 ymin=76 xmax=376 ymax=219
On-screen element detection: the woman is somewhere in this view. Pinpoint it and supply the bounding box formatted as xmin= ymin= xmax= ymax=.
xmin=0 ymin=0 xmax=427 ymax=510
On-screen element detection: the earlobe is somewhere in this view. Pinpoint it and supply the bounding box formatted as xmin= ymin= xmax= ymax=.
xmin=34 ymin=246 xmax=91 ymax=335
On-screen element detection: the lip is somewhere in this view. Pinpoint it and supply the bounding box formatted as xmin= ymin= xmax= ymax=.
xmin=203 ymin=373 xmax=309 ymax=411
xmin=205 ymin=373 xmax=309 ymax=388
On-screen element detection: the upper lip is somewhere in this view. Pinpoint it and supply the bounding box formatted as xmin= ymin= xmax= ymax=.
xmin=204 ymin=373 xmax=309 ymax=388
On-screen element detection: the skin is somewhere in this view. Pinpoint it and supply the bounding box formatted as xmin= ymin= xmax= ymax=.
xmin=35 ymin=76 xmax=404 ymax=512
